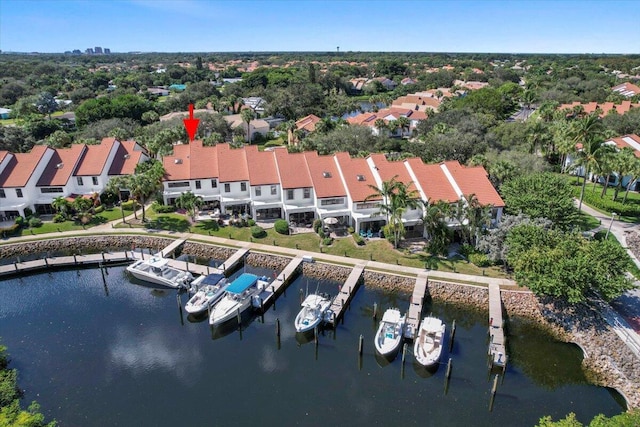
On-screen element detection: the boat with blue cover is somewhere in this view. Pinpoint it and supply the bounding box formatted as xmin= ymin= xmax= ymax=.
xmin=208 ymin=273 xmax=270 ymax=326
xmin=185 ymin=273 xmax=229 ymax=315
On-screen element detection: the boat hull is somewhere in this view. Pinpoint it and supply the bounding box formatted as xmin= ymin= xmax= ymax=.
xmin=414 ymin=318 xmax=445 ymax=367
xmin=126 ymin=265 xmax=189 ymax=289
xmin=209 ymin=296 xmax=252 ymax=326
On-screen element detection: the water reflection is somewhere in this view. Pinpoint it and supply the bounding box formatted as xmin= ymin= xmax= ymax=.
xmin=108 ymin=326 xmax=202 ymax=384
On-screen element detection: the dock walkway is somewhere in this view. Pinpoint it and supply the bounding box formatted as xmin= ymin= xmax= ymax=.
xmin=488 ymin=283 xmax=507 ymax=368
xmin=0 ymin=251 xmax=132 ymax=278
xmin=157 ymin=238 xmax=186 ymax=258
xmin=405 ymin=273 xmax=428 ymax=339
xmin=258 ymin=255 xmax=304 ymax=310
xmin=327 ymin=263 xmax=365 ymax=326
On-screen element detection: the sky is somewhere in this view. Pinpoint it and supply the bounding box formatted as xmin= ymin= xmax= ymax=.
xmin=1 ymin=0 xmax=639 ymax=54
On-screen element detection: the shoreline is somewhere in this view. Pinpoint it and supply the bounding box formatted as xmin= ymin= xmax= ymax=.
xmin=1 ymin=235 xmax=638 ymax=408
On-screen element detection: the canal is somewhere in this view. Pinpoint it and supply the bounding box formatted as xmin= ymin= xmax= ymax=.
xmin=0 ymin=264 xmax=625 ymax=426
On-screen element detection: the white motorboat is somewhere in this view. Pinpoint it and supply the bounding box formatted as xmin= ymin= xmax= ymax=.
xmin=126 ymin=256 xmax=193 ymax=289
xmin=208 ymin=273 xmax=270 ymax=326
xmin=374 ymin=308 xmax=406 ymax=357
xmin=294 ymin=293 xmax=333 ymax=333
xmin=184 ymin=273 xmax=229 ymax=315
xmin=414 ymin=316 xmax=446 ymax=367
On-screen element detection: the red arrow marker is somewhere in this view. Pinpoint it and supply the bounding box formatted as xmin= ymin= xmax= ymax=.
xmin=183 ymin=104 xmax=200 ymax=141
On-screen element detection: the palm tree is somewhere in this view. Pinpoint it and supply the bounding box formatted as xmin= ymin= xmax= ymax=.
xmin=365 ymin=176 xmax=400 ymax=225
xmin=281 ymin=120 xmax=297 ymax=145
xmin=422 ymin=200 xmax=452 ymax=257
xmin=569 ymin=113 xmax=610 ymax=212
xmin=106 ymin=176 xmax=131 ymax=222
xmin=128 ymin=174 xmax=156 ymax=223
xmin=175 ymin=191 xmax=204 ymax=222
xmin=51 ymin=196 xmax=70 ymax=220
xmin=72 ymin=196 xmax=94 ymax=228
xmin=551 ymin=120 xmax=574 ymax=173
xmin=396 ymin=116 xmax=410 ymax=137
xmin=612 ymin=148 xmax=640 ymax=201
xmin=374 ymin=119 xmax=387 ymax=137
xmin=240 ymin=108 xmax=254 ymax=143
xmin=622 ymin=157 xmax=640 ymax=204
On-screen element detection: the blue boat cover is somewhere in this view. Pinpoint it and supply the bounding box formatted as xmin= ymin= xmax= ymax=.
xmin=201 ymin=273 xmax=225 ymax=286
xmin=226 ymin=273 xmax=258 ymax=294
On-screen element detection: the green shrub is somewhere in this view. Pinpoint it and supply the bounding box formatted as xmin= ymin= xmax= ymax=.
xmin=313 ymin=219 xmax=322 ymax=233
xmin=121 ymin=200 xmax=138 ymax=211
xmin=323 ymin=237 xmax=333 ymax=246
xmin=28 ymin=217 xmax=43 ymax=228
xmin=459 ymin=244 xmax=475 ymax=257
xmin=274 ymin=219 xmax=289 ymax=235
xmin=353 ymin=234 xmax=365 ymax=246
xmin=152 ymin=202 xmax=176 ymax=213
xmin=207 ymin=221 xmax=219 ymax=231
xmin=348 ymin=226 xmax=355 ymax=234
xmin=318 ymin=230 xmax=326 ymax=239
xmin=53 ymin=213 xmax=66 ymax=223
xmin=469 ymin=252 xmax=491 ymax=267
xmin=14 ymin=216 xmax=25 ymax=227
xmin=579 ymin=190 xmax=640 ymax=217
xmin=23 ymin=207 xmax=33 ymax=218
xmin=0 ymin=223 xmax=21 ymax=237
xmin=94 ymin=205 xmax=104 ymax=214
xmin=251 ymin=225 xmax=266 ymax=238
xmin=247 ymin=219 xmax=256 ymax=226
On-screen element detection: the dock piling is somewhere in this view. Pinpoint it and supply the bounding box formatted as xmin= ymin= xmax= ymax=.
xmin=449 ymin=319 xmax=456 ymax=352
xmin=236 ymin=307 xmax=241 ymax=329
xmin=401 ymin=343 xmax=408 ymax=365
xmin=358 ymin=334 xmax=364 ymax=356
xmin=372 ymin=302 xmax=377 ymax=320
xmin=489 ymin=374 xmax=499 ymax=411
xmin=276 ymin=318 xmax=281 ymax=337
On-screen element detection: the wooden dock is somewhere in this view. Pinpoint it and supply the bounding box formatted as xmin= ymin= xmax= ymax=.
xmin=327 ymin=263 xmax=365 ymax=326
xmin=256 ymin=255 xmax=303 ymax=310
xmin=488 ymin=283 xmax=507 ymax=368
xmin=157 ymin=238 xmax=186 ymax=258
xmin=405 ymin=273 xmax=428 ymax=339
xmin=0 ymin=251 xmax=133 ymax=278
xmin=218 ymin=248 xmax=249 ymax=274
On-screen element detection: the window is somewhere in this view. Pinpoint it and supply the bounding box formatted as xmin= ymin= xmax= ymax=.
xmin=195 ymin=180 xmax=201 ymax=190
xmin=320 ymin=197 xmax=344 ymax=206
xmin=303 ymin=188 xmax=311 ymax=199
xmin=77 ymin=177 xmax=83 ymax=186
xmin=211 ymin=179 xmax=217 ymax=188
xmin=16 ymin=189 xmax=23 ymax=198
xmin=255 ymin=186 xmax=261 ymax=197
xmin=357 ymin=202 xmax=379 ymax=210
xmin=0 ymin=189 xmax=5 ymax=198
xmin=168 ymin=181 xmax=189 ymax=188
xmin=40 ymin=187 xmax=64 ymax=194
xmin=271 ymin=185 xmax=277 ymax=195
xmin=92 ymin=177 xmax=98 ymax=185
xmin=287 ymin=189 xmax=294 ymax=200
xmin=241 ymin=182 xmax=247 ymax=191
xmin=224 ymin=183 xmax=231 ymax=193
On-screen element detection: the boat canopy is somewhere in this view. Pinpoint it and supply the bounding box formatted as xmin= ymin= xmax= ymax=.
xmin=381 ymin=309 xmax=402 ymax=324
xmin=148 ymin=257 xmax=169 ymax=268
xmin=421 ymin=317 xmax=443 ymax=333
xmin=226 ymin=273 xmax=258 ymax=294
xmin=200 ymin=273 xmax=225 ymax=286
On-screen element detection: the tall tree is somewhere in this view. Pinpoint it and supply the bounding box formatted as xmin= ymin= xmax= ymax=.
xmin=240 ymin=108 xmax=254 ymax=143
xmin=175 ymin=191 xmax=203 ymax=222
xmin=422 ymin=200 xmax=452 ymax=256
xmin=569 ymin=113 xmax=610 ymax=212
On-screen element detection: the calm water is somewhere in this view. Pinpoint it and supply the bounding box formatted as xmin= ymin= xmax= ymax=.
xmin=0 ymin=264 xmax=625 ymax=426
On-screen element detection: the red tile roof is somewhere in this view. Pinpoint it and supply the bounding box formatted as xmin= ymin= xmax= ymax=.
xmin=558 ymin=101 xmax=640 ymax=117
xmin=0 ymin=145 xmax=50 ymax=188
xmin=75 ymin=137 xmax=116 ymax=176
xmin=37 ymin=144 xmax=86 ymax=187
xmin=162 ymin=143 xmax=191 ymax=181
xmin=444 ymin=161 xmax=505 ymax=207
xmin=162 ymin=140 xmax=219 ymax=181
xmin=245 ymin=145 xmax=279 ymax=185
xmin=609 ymin=134 xmax=640 ymax=158
xmin=296 ymin=114 xmax=321 ymax=132
xmin=303 ymin=151 xmax=346 ymax=198
xmin=346 ymin=108 xmax=428 ymax=127
xmin=108 ymin=140 xmax=145 ymax=176
xmin=334 ymin=152 xmax=379 ymax=202
xmin=405 ymin=158 xmax=458 ymax=203
xmin=274 ymin=149 xmax=312 ymax=189
xmin=368 ymin=153 xmax=416 ymax=193
xmin=217 ymin=143 xmax=248 ymax=183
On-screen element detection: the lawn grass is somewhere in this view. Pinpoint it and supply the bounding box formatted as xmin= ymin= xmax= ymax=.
xmin=159 ymin=215 xmax=509 ymax=278
xmin=17 ymin=208 xmax=127 ymax=236
xmin=574 ymin=210 xmax=602 ymax=231
xmin=564 ymin=174 xmax=640 ymax=223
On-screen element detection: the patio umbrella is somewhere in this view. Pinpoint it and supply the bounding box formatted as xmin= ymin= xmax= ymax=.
xmin=323 ymin=217 xmax=339 ymax=225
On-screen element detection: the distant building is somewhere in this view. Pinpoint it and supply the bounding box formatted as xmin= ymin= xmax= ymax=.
xmin=612 ymin=82 xmax=640 ymax=98
xmin=85 ymin=48 xmax=94 ymax=55
xmin=72 ymin=49 xmax=81 ymax=55
xmin=104 ymin=48 xmax=111 ymax=54
xmin=94 ymin=47 xmax=103 ymax=54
